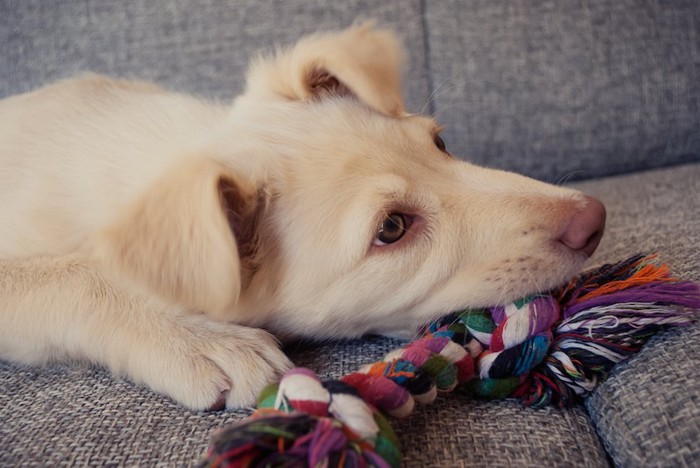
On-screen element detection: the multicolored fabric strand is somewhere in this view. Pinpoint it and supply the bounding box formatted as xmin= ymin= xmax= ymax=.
xmin=199 ymin=254 xmax=700 ymax=468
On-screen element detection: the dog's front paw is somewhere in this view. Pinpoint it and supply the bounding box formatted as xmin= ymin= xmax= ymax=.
xmin=123 ymin=315 xmax=292 ymax=411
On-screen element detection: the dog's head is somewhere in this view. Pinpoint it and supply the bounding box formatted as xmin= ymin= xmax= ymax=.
xmin=97 ymin=23 xmax=605 ymax=339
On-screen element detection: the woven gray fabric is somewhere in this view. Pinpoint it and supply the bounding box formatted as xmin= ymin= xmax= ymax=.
xmin=586 ymin=321 xmax=700 ymax=467
xmin=0 ymin=336 xmax=610 ymax=467
xmin=425 ymin=0 xmax=700 ymax=182
xmin=0 ymin=0 xmax=432 ymax=112
xmin=571 ymin=164 xmax=700 ymax=467
xmin=5 ymin=163 xmax=698 ymax=467
xmin=574 ymin=165 xmax=700 ymax=283
xmin=394 ymin=398 xmax=609 ymax=467
xmin=0 ymin=362 xmax=251 ymax=466
xmin=1 ymin=183 xmax=697 ymax=467
xmin=1 ymin=0 xmax=699 ymax=466
xmin=3 ymin=0 xmax=698 ymax=182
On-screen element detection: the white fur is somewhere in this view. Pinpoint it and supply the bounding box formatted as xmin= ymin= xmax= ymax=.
xmin=0 ymin=23 xmax=594 ymax=410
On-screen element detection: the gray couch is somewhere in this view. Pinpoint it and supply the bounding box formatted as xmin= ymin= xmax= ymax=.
xmin=1 ymin=1 xmax=698 ymax=466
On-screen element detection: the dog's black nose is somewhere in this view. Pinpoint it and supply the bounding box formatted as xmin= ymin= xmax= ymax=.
xmin=558 ymin=195 xmax=606 ymax=257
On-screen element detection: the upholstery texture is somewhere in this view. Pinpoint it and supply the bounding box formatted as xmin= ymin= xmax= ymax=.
xmin=1 ymin=1 xmax=698 ymax=466
xmin=3 ymin=1 xmax=699 ymax=182
xmin=0 ymin=0 xmax=432 ymax=112
xmin=574 ymin=164 xmax=700 ymax=467
xmin=2 ymin=164 xmax=698 ymax=467
xmin=425 ymin=0 xmax=700 ymax=181
xmin=1 ymin=338 xmax=611 ymax=467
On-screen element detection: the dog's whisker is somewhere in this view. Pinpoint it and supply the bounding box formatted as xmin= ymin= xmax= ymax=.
xmin=420 ymin=78 xmax=451 ymax=114
xmin=525 ymin=268 xmax=544 ymax=296
xmin=420 ymin=79 xmax=467 ymax=115
xmin=554 ymin=169 xmax=585 ymax=186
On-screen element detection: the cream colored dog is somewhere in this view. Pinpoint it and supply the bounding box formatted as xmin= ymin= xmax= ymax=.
xmin=0 ymin=24 xmax=605 ymax=410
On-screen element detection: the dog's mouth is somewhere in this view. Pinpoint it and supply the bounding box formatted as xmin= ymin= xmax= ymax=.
xmin=371 ymin=250 xmax=595 ymax=340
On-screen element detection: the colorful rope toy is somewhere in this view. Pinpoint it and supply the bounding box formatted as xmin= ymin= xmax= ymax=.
xmin=199 ymin=254 xmax=699 ymax=468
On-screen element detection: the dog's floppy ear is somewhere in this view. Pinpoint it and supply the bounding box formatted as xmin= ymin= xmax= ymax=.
xmin=245 ymin=21 xmax=406 ymax=116
xmin=93 ymin=159 xmax=260 ymax=320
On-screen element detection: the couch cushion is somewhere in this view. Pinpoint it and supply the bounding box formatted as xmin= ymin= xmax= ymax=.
xmin=425 ymin=0 xmax=700 ymax=182
xmin=393 ymin=395 xmax=608 ymax=467
xmin=2 ymin=167 xmax=696 ymax=467
xmin=585 ymin=321 xmax=700 ymax=467
xmin=0 ymin=335 xmax=611 ymax=467
xmin=0 ymin=0 xmax=432 ymax=112
xmin=571 ymin=163 xmax=700 ymax=467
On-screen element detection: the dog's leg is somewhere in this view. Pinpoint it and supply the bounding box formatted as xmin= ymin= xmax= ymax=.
xmin=0 ymin=254 xmax=291 ymax=410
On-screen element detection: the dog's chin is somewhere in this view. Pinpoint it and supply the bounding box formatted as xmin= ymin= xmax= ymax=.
xmin=374 ymin=258 xmax=588 ymax=339
xmin=485 ymin=249 xmax=590 ymax=304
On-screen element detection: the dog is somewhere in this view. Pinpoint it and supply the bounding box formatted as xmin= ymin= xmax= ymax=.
xmin=0 ymin=23 xmax=605 ymax=411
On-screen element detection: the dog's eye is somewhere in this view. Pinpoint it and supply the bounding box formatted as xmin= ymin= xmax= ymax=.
xmin=374 ymin=213 xmax=410 ymax=245
xmin=434 ymin=135 xmax=447 ymax=153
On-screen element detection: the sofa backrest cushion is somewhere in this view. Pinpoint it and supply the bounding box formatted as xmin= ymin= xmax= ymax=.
xmin=2 ymin=0 xmax=698 ymax=181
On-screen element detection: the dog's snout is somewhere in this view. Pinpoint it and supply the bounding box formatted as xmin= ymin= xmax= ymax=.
xmin=557 ymin=195 xmax=606 ymax=257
